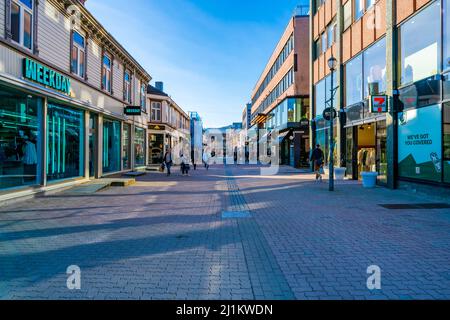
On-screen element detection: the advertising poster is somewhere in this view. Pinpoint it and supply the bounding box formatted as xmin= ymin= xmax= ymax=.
xmin=398 ymin=105 xmax=442 ymax=182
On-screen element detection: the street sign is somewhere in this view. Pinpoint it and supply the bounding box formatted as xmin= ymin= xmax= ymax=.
xmin=370 ymin=95 xmax=388 ymax=113
xmin=124 ymin=106 xmax=142 ymax=116
xmin=300 ymin=118 xmax=310 ymax=127
xmin=323 ymin=108 xmax=337 ymax=121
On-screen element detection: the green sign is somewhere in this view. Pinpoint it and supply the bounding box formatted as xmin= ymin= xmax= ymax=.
xmin=23 ymin=58 xmax=71 ymax=95
xmin=124 ymin=106 xmax=142 ymax=116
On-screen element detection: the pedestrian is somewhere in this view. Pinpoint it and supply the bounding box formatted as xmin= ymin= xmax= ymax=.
xmin=163 ymin=148 xmax=173 ymax=176
xmin=202 ymin=151 xmax=210 ymax=170
xmin=310 ymin=144 xmax=325 ymax=182
xmin=180 ymin=154 xmax=190 ymax=176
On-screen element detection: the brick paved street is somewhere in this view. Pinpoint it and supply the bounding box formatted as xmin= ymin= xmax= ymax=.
xmin=1 ymin=165 xmax=450 ymax=300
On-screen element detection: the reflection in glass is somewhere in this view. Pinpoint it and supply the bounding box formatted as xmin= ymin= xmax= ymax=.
xmin=0 ymin=85 xmax=41 ymax=189
xmin=123 ymin=124 xmax=131 ymax=169
xmin=444 ymin=0 xmax=450 ymax=71
xmin=103 ymin=119 xmax=121 ymax=173
xmin=134 ymin=127 xmax=145 ymax=167
xmin=364 ymin=37 xmax=386 ymax=97
xmin=444 ymin=103 xmax=450 ymax=183
xmin=47 ymin=103 xmax=84 ymax=181
xmin=399 ymin=1 xmax=440 ymax=85
xmin=345 ymin=54 xmax=363 ymax=106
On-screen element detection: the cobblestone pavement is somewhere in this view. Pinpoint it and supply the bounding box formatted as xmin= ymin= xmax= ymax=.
xmin=1 ymin=164 xmax=450 ymax=300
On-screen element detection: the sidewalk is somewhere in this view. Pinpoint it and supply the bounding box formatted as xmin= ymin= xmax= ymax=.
xmin=0 ymin=164 xmax=449 ymax=300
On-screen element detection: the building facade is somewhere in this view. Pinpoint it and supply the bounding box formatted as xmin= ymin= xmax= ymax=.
xmin=147 ymin=83 xmax=190 ymax=165
xmin=189 ymin=111 xmax=203 ymax=165
xmin=310 ymin=0 xmax=450 ymax=190
xmin=0 ymin=0 xmax=151 ymax=201
xmin=250 ymin=8 xmax=311 ymax=168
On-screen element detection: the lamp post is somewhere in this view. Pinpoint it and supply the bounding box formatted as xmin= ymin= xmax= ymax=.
xmin=328 ymin=56 xmax=337 ymax=192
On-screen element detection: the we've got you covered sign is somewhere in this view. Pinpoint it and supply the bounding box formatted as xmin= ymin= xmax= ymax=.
xmin=23 ymin=58 xmax=71 ymax=95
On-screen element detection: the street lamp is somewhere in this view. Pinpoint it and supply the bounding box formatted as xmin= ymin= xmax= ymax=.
xmin=328 ymin=56 xmax=337 ymax=192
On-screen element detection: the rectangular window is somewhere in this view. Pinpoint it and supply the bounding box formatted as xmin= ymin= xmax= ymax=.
xmin=11 ymin=0 xmax=33 ymax=50
xmin=0 ymin=85 xmax=42 ymax=190
xmin=321 ymin=33 xmax=327 ymax=53
xmin=103 ymin=119 xmax=121 ymax=173
xmin=444 ymin=72 xmax=450 ymax=101
xmin=354 ymin=0 xmax=364 ymax=21
xmin=314 ymin=39 xmax=321 ymax=60
xmin=327 ymin=23 xmax=335 ymax=48
xmin=134 ymin=127 xmax=145 ymax=167
xmin=71 ymin=31 xmax=85 ymax=78
xmin=47 ymin=103 xmax=84 ymax=181
xmin=366 ymin=0 xmax=376 ymax=10
xmin=344 ymin=0 xmax=352 ymax=30
xmin=151 ymin=102 xmax=162 ymax=121
xmin=399 ymin=1 xmax=441 ymax=86
xmin=140 ymin=84 xmax=146 ymax=111
xmin=444 ymin=0 xmax=450 ymax=71
xmin=444 ymin=103 xmax=450 ymax=183
xmin=102 ymin=54 xmax=112 ymax=93
xmin=122 ymin=124 xmax=131 ymax=170
xmin=364 ymin=37 xmax=387 ymax=97
xmin=124 ymin=71 xmax=131 ymax=103
xmin=398 ymin=104 xmax=442 ymax=182
xmin=345 ymin=54 xmax=363 ymax=106
xmin=314 ymin=78 xmax=326 ymax=117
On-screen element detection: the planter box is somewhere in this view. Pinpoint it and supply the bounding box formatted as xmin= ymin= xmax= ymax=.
xmin=361 ymin=172 xmax=378 ymax=188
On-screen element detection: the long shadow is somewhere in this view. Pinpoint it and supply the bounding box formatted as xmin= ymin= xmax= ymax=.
xmin=0 ymin=224 xmax=238 ymax=284
xmin=0 ymin=214 xmax=221 ymax=243
xmin=0 ymin=206 xmax=120 ymax=214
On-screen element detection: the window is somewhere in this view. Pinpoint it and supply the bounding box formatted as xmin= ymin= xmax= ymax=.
xmin=71 ymin=31 xmax=85 ymax=78
xmin=344 ymin=0 xmax=352 ymax=30
xmin=151 ymin=102 xmax=162 ymax=122
xmin=47 ymin=103 xmax=84 ymax=181
xmin=102 ymin=54 xmax=112 ymax=93
xmin=366 ymin=0 xmax=376 ymax=10
xmin=345 ymin=54 xmax=363 ymax=106
xmin=315 ymin=78 xmax=326 ymax=117
xmin=122 ymin=124 xmax=131 ymax=170
xmin=0 ymin=85 xmax=42 ymax=190
xmin=355 ymin=0 xmax=364 ymax=21
xmin=102 ymin=119 xmax=121 ymax=173
xmin=11 ymin=0 xmax=33 ymax=50
xmin=124 ymin=71 xmax=131 ymax=103
xmin=140 ymin=84 xmax=146 ymax=111
xmin=314 ymin=39 xmax=321 ymax=60
xmin=327 ymin=23 xmax=335 ymax=48
xmin=134 ymin=127 xmax=145 ymax=167
xmin=321 ymin=33 xmax=327 ymax=53
xmin=444 ymin=0 xmax=450 ymax=71
xmin=444 ymin=103 xmax=450 ymax=183
xmin=364 ymin=37 xmax=387 ymax=97
xmin=444 ymin=73 xmax=450 ymax=101
xmin=399 ymin=1 xmax=441 ymax=86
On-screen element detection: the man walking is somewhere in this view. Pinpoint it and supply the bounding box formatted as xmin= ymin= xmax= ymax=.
xmin=163 ymin=148 xmax=173 ymax=176
xmin=202 ymin=151 xmax=210 ymax=170
xmin=310 ymin=144 xmax=325 ymax=182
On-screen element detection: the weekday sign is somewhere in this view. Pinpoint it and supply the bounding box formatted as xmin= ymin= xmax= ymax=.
xmin=23 ymin=58 xmax=71 ymax=95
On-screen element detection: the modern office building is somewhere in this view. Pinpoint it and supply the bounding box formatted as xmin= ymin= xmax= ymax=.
xmin=189 ymin=111 xmax=203 ymax=165
xmin=310 ymin=0 xmax=449 ymax=190
xmin=250 ymin=6 xmax=311 ymax=168
xmin=0 ymin=0 xmax=151 ymax=202
xmin=147 ymin=82 xmax=190 ymax=165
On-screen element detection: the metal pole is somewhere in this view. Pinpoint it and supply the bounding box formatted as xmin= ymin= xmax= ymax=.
xmin=329 ymin=70 xmax=335 ymax=192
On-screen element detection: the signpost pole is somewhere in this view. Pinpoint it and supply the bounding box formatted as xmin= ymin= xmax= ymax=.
xmin=329 ymin=70 xmax=335 ymax=192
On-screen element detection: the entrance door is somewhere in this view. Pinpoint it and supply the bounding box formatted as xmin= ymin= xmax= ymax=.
xmin=376 ymin=121 xmax=387 ymax=184
xmin=345 ymin=127 xmax=357 ymax=179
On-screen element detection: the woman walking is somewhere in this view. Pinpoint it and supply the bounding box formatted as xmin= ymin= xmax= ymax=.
xmin=163 ymin=148 xmax=173 ymax=176
xmin=310 ymin=144 xmax=324 ymax=182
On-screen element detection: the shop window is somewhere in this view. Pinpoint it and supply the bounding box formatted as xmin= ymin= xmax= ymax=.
xmin=398 ymin=77 xmax=441 ymax=110
xmin=364 ymin=37 xmax=387 ymax=97
xmin=103 ymin=119 xmax=121 ymax=173
xmin=444 ymin=0 xmax=450 ymax=71
xmin=345 ymin=54 xmax=363 ymax=107
xmin=11 ymin=0 xmax=33 ymax=50
xmin=398 ymin=104 xmax=442 ymax=182
xmin=444 ymin=73 xmax=450 ymax=101
xmin=0 ymin=85 xmax=41 ymax=190
xmin=134 ymin=127 xmax=145 ymax=167
xmin=71 ymin=31 xmax=86 ymax=78
xmin=47 ymin=103 xmax=84 ymax=181
xmin=88 ymin=114 xmax=97 ymax=178
xmin=444 ymin=103 xmax=450 ymax=183
xmin=399 ymin=1 xmax=441 ymax=86
xmin=122 ymin=124 xmax=131 ymax=170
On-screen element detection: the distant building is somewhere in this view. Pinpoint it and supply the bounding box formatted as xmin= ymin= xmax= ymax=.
xmin=189 ymin=112 xmax=203 ymax=165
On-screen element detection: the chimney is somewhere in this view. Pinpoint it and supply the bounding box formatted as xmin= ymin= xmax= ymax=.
xmin=155 ymin=81 xmax=164 ymax=92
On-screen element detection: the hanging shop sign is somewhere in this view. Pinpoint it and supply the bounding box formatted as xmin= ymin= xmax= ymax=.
xmin=124 ymin=106 xmax=142 ymax=116
xmin=23 ymin=58 xmax=71 ymax=95
xmin=323 ymin=108 xmax=337 ymax=121
xmin=370 ymin=95 xmax=388 ymax=113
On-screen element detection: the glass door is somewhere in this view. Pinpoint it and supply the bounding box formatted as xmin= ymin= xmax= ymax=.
xmin=345 ymin=127 xmax=356 ymax=179
xmin=89 ymin=113 xmax=97 ymax=178
xmin=376 ymin=121 xmax=387 ymax=184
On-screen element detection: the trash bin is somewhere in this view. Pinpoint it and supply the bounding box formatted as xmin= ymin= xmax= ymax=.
xmin=334 ymin=167 xmax=347 ymax=180
xmin=361 ymin=172 xmax=378 ymax=188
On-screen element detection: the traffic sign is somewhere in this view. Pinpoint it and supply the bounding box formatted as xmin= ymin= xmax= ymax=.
xmin=323 ymin=108 xmax=337 ymax=121
xmin=370 ymin=95 xmax=388 ymax=113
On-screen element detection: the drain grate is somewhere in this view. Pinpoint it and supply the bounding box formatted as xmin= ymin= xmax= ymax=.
xmin=379 ymin=203 xmax=450 ymax=210
xmin=222 ymin=211 xmax=252 ymax=219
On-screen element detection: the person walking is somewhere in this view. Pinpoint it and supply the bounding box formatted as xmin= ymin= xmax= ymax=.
xmin=310 ymin=144 xmax=325 ymax=182
xmin=180 ymin=154 xmax=190 ymax=176
xmin=202 ymin=151 xmax=210 ymax=170
xmin=163 ymin=148 xmax=173 ymax=176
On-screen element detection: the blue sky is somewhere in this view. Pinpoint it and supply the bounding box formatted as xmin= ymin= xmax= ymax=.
xmin=87 ymin=0 xmax=309 ymax=128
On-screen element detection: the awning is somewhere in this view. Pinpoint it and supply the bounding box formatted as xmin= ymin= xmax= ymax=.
xmin=251 ymin=113 xmax=267 ymax=126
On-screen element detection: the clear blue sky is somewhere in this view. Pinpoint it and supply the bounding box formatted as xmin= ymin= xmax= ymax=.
xmin=87 ymin=0 xmax=309 ymax=128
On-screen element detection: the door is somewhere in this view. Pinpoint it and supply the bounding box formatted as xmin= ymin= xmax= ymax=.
xmin=345 ymin=127 xmax=357 ymax=179
xmin=88 ymin=113 xmax=97 ymax=178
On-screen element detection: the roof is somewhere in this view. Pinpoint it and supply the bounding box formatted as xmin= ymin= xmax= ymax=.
xmin=147 ymin=84 xmax=169 ymax=97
